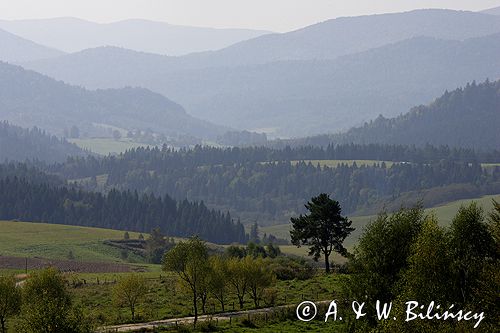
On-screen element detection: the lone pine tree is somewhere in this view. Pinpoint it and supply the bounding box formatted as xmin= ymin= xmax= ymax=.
xmin=290 ymin=193 xmax=354 ymax=273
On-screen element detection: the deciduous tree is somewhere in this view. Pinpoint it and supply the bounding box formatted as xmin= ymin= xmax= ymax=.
xmin=112 ymin=274 xmax=147 ymax=321
xmin=18 ymin=268 xmax=93 ymax=333
xmin=162 ymin=237 xmax=210 ymax=325
xmin=246 ymin=258 xmax=275 ymax=308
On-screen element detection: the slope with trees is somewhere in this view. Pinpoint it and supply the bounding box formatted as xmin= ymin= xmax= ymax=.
xmin=49 ymin=145 xmax=500 ymax=224
xmin=292 ymin=80 xmax=500 ymax=150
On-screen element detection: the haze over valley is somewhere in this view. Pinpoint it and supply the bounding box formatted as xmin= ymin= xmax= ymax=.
xmin=0 ymin=3 xmax=499 ymax=332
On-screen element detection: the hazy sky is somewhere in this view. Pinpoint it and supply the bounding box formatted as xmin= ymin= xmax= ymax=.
xmin=1 ymin=0 xmax=499 ymax=32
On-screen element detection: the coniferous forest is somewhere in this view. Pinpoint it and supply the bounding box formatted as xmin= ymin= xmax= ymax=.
xmin=46 ymin=144 xmax=500 ymax=224
xmin=0 ymin=165 xmax=246 ymax=244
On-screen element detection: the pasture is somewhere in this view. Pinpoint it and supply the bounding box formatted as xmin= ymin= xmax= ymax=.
xmin=0 ymin=221 xmax=144 ymax=263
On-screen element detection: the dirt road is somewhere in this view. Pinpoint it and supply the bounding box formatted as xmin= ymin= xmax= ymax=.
xmin=99 ymin=301 xmax=330 ymax=332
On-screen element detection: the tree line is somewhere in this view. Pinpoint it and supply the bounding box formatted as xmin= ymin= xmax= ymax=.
xmin=50 ymin=152 xmax=500 ymax=223
xmin=54 ymin=143 xmax=500 ymax=179
xmin=0 ymin=175 xmax=246 ymax=244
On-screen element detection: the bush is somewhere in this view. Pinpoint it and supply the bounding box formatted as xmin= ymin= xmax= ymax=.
xmin=269 ymin=256 xmax=316 ymax=280
xmin=262 ymin=288 xmax=278 ymax=307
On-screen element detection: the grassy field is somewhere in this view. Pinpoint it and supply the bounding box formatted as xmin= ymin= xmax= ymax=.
xmin=0 ymin=221 xmax=144 ymax=263
xmin=268 ymin=193 xmax=500 ymax=259
xmin=69 ymin=138 xmax=151 ymax=155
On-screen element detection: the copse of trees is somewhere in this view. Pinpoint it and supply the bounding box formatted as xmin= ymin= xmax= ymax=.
xmin=347 ymin=201 xmax=500 ymax=331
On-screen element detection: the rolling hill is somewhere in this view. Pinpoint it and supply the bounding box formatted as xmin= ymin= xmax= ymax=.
xmin=0 ymin=17 xmax=271 ymax=56
xmin=23 ymin=32 xmax=500 ymax=137
xmin=0 ymin=61 xmax=226 ymax=140
xmin=0 ymin=28 xmax=64 ymax=62
xmin=0 ymin=121 xmax=87 ymax=162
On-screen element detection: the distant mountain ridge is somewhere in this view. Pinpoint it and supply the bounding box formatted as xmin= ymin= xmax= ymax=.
xmin=185 ymin=9 xmax=500 ymax=67
xmin=277 ymin=80 xmax=500 ymax=150
xmin=481 ymin=6 xmax=500 ymax=15
xmin=22 ymin=32 xmax=500 ymax=138
xmin=22 ymin=9 xmax=500 ymax=70
xmin=0 ymin=61 xmax=226 ymax=140
xmin=0 ymin=28 xmax=64 ymax=62
xmin=0 ymin=17 xmax=271 ymax=56
xmin=0 ymin=121 xmax=87 ymax=162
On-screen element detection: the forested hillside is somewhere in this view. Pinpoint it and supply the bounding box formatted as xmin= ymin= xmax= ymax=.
xmin=49 ymin=144 xmax=500 ymax=225
xmin=0 ymin=164 xmax=246 ymax=244
xmin=0 ymin=121 xmax=87 ymax=162
xmin=277 ymin=80 xmax=500 ymax=149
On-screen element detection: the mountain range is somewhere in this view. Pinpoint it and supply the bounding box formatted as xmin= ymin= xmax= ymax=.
xmin=0 ymin=61 xmax=225 ymax=140
xmin=22 ymin=32 xmax=500 ymax=138
xmin=0 ymin=17 xmax=271 ymax=56
xmin=2 ymin=8 xmax=500 ymax=140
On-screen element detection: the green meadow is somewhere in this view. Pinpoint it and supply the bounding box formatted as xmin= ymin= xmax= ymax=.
xmin=0 ymin=221 xmax=143 ymax=263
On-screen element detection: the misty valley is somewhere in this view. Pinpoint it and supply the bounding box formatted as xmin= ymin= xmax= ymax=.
xmin=0 ymin=4 xmax=499 ymax=333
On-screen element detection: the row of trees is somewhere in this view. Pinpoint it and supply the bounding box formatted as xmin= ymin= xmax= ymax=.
xmin=162 ymin=237 xmax=276 ymax=324
xmin=0 ymin=269 xmax=93 ymax=333
xmin=346 ymin=200 xmax=500 ymax=331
